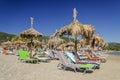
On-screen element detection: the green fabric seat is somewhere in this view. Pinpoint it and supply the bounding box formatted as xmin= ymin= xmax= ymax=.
xmin=19 ymin=50 xmax=38 ymax=61
xmin=80 ymin=64 xmax=95 ymax=69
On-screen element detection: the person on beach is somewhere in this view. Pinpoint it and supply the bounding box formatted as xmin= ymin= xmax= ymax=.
xmin=31 ymin=48 xmax=39 ymax=59
xmin=27 ymin=39 xmax=35 ymax=58
xmin=27 ymin=39 xmax=39 ymax=59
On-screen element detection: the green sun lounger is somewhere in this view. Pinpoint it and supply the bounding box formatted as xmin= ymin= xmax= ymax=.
xmin=19 ymin=50 xmax=38 ymax=63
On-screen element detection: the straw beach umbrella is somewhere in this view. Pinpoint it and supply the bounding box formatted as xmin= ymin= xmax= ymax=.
xmin=54 ymin=8 xmax=86 ymax=63
xmin=13 ymin=40 xmax=25 ymax=45
xmin=20 ymin=17 xmax=43 ymax=58
xmin=54 ymin=26 xmax=71 ymax=37
xmin=34 ymin=40 xmax=42 ymax=48
xmin=13 ymin=40 xmax=25 ymax=49
xmin=48 ymin=37 xmax=65 ymax=49
xmin=2 ymin=41 xmax=12 ymax=46
xmin=2 ymin=41 xmax=13 ymax=49
xmin=83 ymin=25 xmax=95 ymax=39
xmin=54 ymin=8 xmax=95 ymax=63
xmin=20 ymin=17 xmax=43 ymax=38
xmin=20 ymin=27 xmax=42 ymax=38
xmin=91 ymin=35 xmax=107 ymax=50
xmin=82 ymin=24 xmax=95 ymax=45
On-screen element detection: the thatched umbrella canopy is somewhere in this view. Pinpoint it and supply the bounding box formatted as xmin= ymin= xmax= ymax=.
xmin=34 ymin=40 xmax=42 ymax=48
xmin=12 ymin=40 xmax=25 ymax=49
xmin=2 ymin=41 xmax=12 ymax=46
xmin=2 ymin=41 xmax=13 ymax=49
xmin=54 ymin=20 xmax=84 ymax=37
xmin=20 ymin=27 xmax=43 ymax=38
xmin=82 ymin=24 xmax=95 ymax=45
xmin=91 ymin=35 xmax=107 ymax=50
xmin=26 ymin=40 xmax=42 ymax=49
xmin=19 ymin=17 xmax=43 ymax=58
xmin=48 ymin=37 xmax=65 ymax=49
xmin=102 ymin=41 xmax=108 ymax=48
xmin=54 ymin=26 xmax=70 ymax=37
xmin=13 ymin=40 xmax=25 ymax=45
xmin=83 ymin=25 xmax=95 ymax=39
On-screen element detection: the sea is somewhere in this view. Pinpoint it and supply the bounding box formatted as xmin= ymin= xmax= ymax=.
xmin=108 ymin=51 xmax=120 ymax=56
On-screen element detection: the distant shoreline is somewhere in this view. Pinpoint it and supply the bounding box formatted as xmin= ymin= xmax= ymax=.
xmin=107 ymin=51 xmax=120 ymax=56
xmin=105 ymin=50 xmax=120 ymax=52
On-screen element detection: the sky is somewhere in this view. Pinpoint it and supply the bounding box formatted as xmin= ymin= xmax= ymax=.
xmin=0 ymin=0 xmax=120 ymax=43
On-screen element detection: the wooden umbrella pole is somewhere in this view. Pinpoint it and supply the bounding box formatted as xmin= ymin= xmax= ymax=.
xmin=30 ymin=39 xmax=33 ymax=58
xmin=30 ymin=43 xmax=32 ymax=58
xmin=74 ymin=36 xmax=78 ymax=64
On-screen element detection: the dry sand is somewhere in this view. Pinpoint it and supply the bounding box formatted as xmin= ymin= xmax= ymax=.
xmin=0 ymin=53 xmax=120 ymax=80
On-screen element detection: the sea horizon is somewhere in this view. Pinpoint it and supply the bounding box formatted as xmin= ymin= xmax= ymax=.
xmin=108 ymin=51 xmax=120 ymax=56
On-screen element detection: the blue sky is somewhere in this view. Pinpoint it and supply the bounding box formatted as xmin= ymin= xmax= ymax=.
xmin=0 ymin=0 xmax=120 ymax=42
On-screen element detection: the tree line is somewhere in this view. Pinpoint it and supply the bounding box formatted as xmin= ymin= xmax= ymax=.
xmin=0 ymin=32 xmax=120 ymax=51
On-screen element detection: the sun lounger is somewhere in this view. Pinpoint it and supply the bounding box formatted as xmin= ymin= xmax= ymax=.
xmin=36 ymin=50 xmax=46 ymax=57
xmin=65 ymin=51 xmax=100 ymax=68
xmin=92 ymin=51 xmax=107 ymax=58
xmin=86 ymin=51 xmax=107 ymax=63
xmin=13 ymin=49 xmax=19 ymax=56
xmin=26 ymin=50 xmax=50 ymax=63
xmin=46 ymin=50 xmax=58 ymax=60
xmin=2 ymin=50 xmax=7 ymax=54
xmin=56 ymin=51 xmax=95 ymax=73
xmin=18 ymin=50 xmax=38 ymax=63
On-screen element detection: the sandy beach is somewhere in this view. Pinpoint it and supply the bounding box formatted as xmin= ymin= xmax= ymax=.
xmin=0 ymin=53 xmax=120 ymax=80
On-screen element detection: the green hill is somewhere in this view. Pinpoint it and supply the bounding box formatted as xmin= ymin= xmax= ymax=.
xmin=109 ymin=42 xmax=120 ymax=47
xmin=0 ymin=32 xmax=74 ymax=45
xmin=104 ymin=42 xmax=120 ymax=51
xmin=0 ymin=32 xmax=16 ymax=43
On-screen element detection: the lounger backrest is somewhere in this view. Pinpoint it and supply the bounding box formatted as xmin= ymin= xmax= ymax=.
xmin=19 ymin=50 xmax=29 ymax=60
xmin=60 ymin=51 xmax=72 ymax=65
xmin=60 ymin=52 xmax=81 ymax=69
xmin=52 ymin=51 xmax=58 ymax=59
xmin=66 ymin=52 xmax=76 ymax=64
xmin=19 ymin=50 xmax=26 ymax=59
xmin=56 ymin=51 xmax=66 ymax=65
xmin=48 ymin=50 xmax=55 ymax=58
